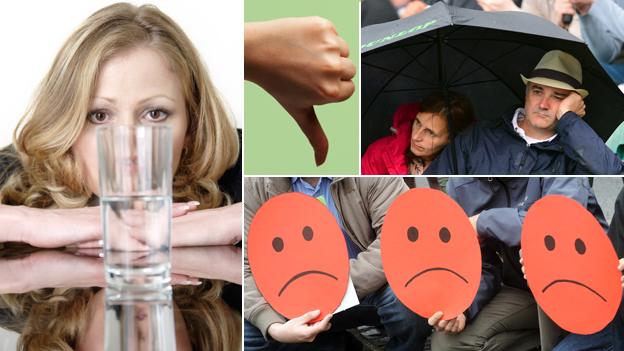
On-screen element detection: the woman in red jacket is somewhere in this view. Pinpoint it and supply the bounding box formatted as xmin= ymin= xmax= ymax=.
xmin=362 ymin=91 xmax=475 ymax=175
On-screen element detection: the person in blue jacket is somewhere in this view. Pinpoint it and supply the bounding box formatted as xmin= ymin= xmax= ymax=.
xmin=425 ymin=50 xmax=624 ymax=175
xmin=431 ymin=177 xmax=611 ymax=350
xmin=574 ymin=0 xmax=624 ymax=84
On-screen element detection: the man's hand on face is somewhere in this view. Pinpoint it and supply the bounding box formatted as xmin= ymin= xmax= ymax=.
xmin=556 ymin=92 xmax=585 ymax=119
xmin=267 ymin=310 xmax=332 ymax=343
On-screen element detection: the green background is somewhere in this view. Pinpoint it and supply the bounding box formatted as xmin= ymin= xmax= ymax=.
xmin=244 ymin=0 xmax=359 ymax=175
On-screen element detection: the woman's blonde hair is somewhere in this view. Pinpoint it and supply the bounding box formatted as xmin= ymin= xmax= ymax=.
xmin=1 ymin=2 xmax=239 ymax=209
xmin=0 ymin=282 xmax=241 ymax=350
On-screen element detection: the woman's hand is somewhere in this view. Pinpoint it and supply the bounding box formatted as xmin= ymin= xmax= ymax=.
xmin=172 ymin=202 xmax=242 ymax=247
xmin=73 ymin=201 xmax=238 ymax=248
xmin=1 ymin=201 xmax=199 ymax=249
xmin=172 ymin=246 xmax=241 ymax=284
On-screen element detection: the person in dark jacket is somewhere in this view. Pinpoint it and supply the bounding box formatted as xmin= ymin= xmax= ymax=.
xmin=425 ymin=50 xmax=624 ymax=175
xmin=431 ymin=177 xmax=609 ymax=351
xmin=606 ymin=185 xmax=624 ymax=351
xmin=361 ymin=92 xmax=475 ymax=175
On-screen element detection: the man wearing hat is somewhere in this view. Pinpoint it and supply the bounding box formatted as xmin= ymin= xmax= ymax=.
xmin=425 ymin=49 xmax=624 ymax=175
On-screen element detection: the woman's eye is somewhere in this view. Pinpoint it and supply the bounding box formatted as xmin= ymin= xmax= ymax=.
xmin=144 ymin=109 xmax=169 ymax=122
xmin=87 ymin=111 xmax=109 ymax=124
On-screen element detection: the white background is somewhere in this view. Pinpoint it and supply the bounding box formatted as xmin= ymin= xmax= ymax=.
xmin=0 ymin=0 xmax=243 ymax=147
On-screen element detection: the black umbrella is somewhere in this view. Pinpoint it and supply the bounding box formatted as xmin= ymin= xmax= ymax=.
xmin=361 ymin=2 xmax=624 ymax=164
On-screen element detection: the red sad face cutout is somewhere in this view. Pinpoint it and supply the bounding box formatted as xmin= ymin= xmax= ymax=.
xmin=522 ymin=195 xmax=622 ymax=335
xmin=247 ymin=192 xmax=349 ymax=321
xmin=381 ymin=188 xmax=481 ymax=320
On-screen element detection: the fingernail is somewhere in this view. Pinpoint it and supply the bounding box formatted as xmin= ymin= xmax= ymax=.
xmin=98 ymin=240 xmax=103 ymax=246
xmin=188 ymin=201 xmax=200 ymax=207
xmin=181 ymin=279 xmax=202 ymax=285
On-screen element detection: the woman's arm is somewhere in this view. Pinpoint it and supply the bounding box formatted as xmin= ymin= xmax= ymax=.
xmin=0 ymin=204 xmax=100 ymax=248
xmin=172 ymin=202 xmax=242 ymax=247
xmin=0 ymin=202 xmax=198 ymax=248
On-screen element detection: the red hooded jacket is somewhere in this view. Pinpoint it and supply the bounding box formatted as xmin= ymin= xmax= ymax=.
xmin=361 ymin=103 xmax=420 ymax=175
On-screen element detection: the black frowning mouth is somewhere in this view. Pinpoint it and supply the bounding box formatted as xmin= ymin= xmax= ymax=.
xmin=279 ymin=270 xmax=338 ymax=297
xmin=405 ymin=267 xmax=468 ymax=287
xmin=542 ymin=279 xmax=607 ymax=302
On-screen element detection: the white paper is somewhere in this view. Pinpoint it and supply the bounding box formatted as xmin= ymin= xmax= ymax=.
xmin=334 ymin=275 xmax=359 ymax=313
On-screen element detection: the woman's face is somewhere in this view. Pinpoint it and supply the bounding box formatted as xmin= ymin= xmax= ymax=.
xmin=72 ymin=46 xmax=188 ymax=196
xmin=409 ymin=112 xmax=450 ymax=160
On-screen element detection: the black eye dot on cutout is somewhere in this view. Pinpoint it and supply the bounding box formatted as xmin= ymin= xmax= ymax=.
xmin=302 ymin=226 xmax=313 ymax=241
xmin=272 ymin=237 xmax=284 ymax=252
xmin=439 ymin=227 xmax=451 ymax=243
xmin=407 ymin=226 xmax=419 ymax=242
xmin=544 ymin=235 xmax=555 ymax=251
xmin=575 ymin=238 xmax=586 ymax=255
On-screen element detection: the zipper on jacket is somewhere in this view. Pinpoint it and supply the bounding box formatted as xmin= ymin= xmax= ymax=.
xmin=518 ymin=144 xmax=530 ymax=170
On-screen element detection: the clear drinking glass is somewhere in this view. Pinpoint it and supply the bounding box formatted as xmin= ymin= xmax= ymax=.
xmin=105 ymin=289 xmax=176 ymax=350
xmin=97 ymin=125 xmax=173 ymax=292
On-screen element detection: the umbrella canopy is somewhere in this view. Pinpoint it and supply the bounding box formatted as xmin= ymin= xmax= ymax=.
xmin=361 ymin=2 xmax=624 ymax=155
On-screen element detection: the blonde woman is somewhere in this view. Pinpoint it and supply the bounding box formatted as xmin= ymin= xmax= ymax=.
xmin=0 ymin=2 xmax=241 ymax=349
xmin=0 ymin=2 xmax=242 ymax=248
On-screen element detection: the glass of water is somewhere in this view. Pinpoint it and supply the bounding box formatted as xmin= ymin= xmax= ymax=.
xmin=97 ymin=125 xmax=173 ymax=292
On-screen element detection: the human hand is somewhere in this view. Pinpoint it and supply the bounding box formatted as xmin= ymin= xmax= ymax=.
xmin=468 ymin=214 xmax=479 ymax=232
xmin=74 ymin=201 xmax=200 ymax=249
xmin=73 ymin=246 xmax=239 ymax=286
xmin=557 ymin=92 xmax=585 ymax=119
xmin=172 ymin=246 xmax=242 ymax=285
xmin=477 ymin=0 xmax=520 ymax=12
xmin=570 ymin=0 xmax=594 ymax=16
xmin=0 ymin=250 xmax=105 ymax=293
xmin=400 ymin=1 xmax=429 ymax=18
xmin=267 ymin=310 xmax=332 ymax=343
xmin=245 ymin=17 xmax=356 ymax=165
xmin=519 ymin=249 xmax=527 ymax=280
xmin=172 ymin=202 xmax=242 ymax=247
xmin=619 ymin=258 xmax=624 ymax=288
xmin=553 ymin=0 xmax=576 ymax=27
xmin=428 ymin=311 xmax=467 ymax=334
